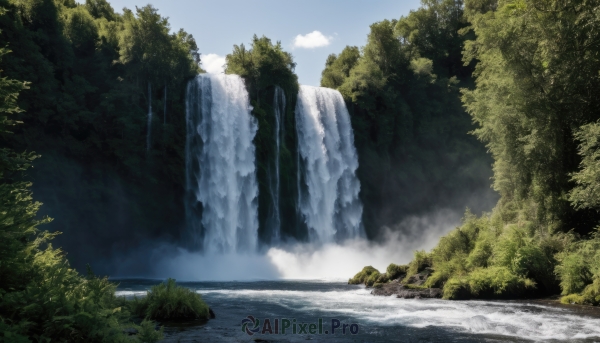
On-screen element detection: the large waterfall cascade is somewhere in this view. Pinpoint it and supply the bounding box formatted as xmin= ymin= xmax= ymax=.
xmin=267 ymin=86 xmax=286 ymax=244
xmin=185 ymin=77 xmax=363 ymax=251
xmin=185 ymin=74 xmax=259 ymax=252
xmin=295 ymin=85 xmax=364 ymax=243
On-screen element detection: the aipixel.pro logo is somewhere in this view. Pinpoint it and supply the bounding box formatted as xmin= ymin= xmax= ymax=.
xmin=241 ymin=316 xmax=359 ymax=336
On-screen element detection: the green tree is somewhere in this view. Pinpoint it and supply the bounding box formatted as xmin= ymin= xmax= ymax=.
xmin=569 ymin=123 xmax=600 ymax=211
xmin=322 ymin=1 xmax=494 ymax=234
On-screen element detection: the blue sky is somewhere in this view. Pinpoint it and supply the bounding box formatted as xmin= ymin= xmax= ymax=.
xmin=103 ymin=0 xmax=423 ymax=86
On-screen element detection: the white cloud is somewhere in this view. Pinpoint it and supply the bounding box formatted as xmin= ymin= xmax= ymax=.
xmin=201 ymin=53 xmax=226 ymax=74
xmin=293 ymin=31 xmax=332 ymax=49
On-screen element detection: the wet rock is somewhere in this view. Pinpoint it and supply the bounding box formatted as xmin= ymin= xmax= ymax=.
xmin=370 ymin=270 xmax=442 ymax=299
xmin=396 ymin=287 xmax=442 ymax=299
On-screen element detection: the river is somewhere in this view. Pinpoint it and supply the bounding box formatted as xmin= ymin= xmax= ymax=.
xmin=115 ymin=279 xmax=600 ymax=342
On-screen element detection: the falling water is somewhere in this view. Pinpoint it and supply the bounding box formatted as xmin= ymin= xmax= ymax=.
xmin=268 ymin=86 xmax=286 ymax=243
xmin=185 ymin=74 xmax=259 ymax=252
xmin=295 ymin=85 xmax=364 ymax=243
xmin=146 ymin=83 xmax=152 ymax=152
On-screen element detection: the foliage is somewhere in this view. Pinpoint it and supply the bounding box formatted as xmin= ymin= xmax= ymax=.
xmin=136 ymin=319 xmax=164 ymax=343
xmin=462 ymin=0 xmax=600 ymax=232
xmin=0 ymin=47 xmax=146 ymax=342
xmin=349 ymin=264 xmax=409 ymax=287
xmin=0 ymin=0 xmax=202 ymax=272
xmin=403 ymin=250 xmax=431 ymax=282
xmin=556 ymin=229 xmax=600 ymax=304
xmin=443 ymin=267 xmax=536 ymax=300
xmin=363 ymin=0 xmax=600 ymax=303
xmin=348 ymin=266 xmax=380 ymax=286
xmin=386 ymin=263 xmax=408 ymax=280
xmin=569 ymin=123 xmax=600 ymax=211
xmin=321 ymin=0 xmax=495 ymax=236
xmin=137 ymin=278 xmax=210 ymax=321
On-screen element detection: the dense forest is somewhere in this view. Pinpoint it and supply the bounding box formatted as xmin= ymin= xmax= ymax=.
xmin=350 ymin=0 xmax=600 ymax=306
xmin=0 ymin=0 xmax=201 ymax=273
xmin=321 ymin=0 xmax=495 ymax=235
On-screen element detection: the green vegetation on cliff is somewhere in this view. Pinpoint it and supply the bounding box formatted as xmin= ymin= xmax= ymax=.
xmin=225 ymin=35 xmax=302 ymax=242
xmin=0 ymin=0 xmax=201 ymax=272
xmin=0 ymin=47 xmax=167 ymax=342
xmin=321 ymin=0 xmax=495 ymax=235
xmin=351 ymin=0 xmax=600 ymax=305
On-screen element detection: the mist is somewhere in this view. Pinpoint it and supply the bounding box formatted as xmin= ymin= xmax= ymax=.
xmin=109 ymin=208 xmax=463 ymax=281
xmin=267 ymin=208 xmax=463 ymax=279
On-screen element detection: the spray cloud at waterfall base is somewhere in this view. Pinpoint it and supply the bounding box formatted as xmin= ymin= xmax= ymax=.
xmin=142 ymin=208 xmax=460 ymax=280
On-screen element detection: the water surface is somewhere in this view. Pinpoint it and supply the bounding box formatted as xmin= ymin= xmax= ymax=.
xmin=115 ymin=279 xmax=600 ymax=342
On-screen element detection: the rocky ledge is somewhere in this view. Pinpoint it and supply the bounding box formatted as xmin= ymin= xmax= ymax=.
xmin=370 ymin=270 xmax=442 ymax=299
xmin=371 ymin=281 xmax=442 ymax=298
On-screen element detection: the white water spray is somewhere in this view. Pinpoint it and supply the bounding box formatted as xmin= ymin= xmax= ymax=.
xmin=295 ymin=85 xmax=364 ymax=243
xmin=185 ymin=74 xmax=259 ymax=252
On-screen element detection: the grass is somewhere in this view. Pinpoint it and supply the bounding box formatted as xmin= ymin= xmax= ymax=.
xmin=131 ymin=278 xmax=210 ymax=321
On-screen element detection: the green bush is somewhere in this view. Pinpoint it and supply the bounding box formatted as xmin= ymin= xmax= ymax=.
xmin=136 ymin=319 xmax=164 ymax=343
xmin=556 ymin=232 xmax=600 ymax=295
xmin=376 ymin=273 xmax=389 ymax=284
xmin=443 ymin=267 xmax=536 ymax=299
xmin=561 ymin=279 xmax=600 ymax=305
xmin=386 ymin=263 xmax=408 ymax=280
xmin=348 ymin=266 xmax=380 ymax=285
xmin=365 ymin=271 xmax=381 ymax=287
xmin=403 ymin=250 xmax=431 ymax=282
xmin=143 ymin=279 xmax=210 ymax=321
xmin=424 ymin=254 xmax=467 ymax=288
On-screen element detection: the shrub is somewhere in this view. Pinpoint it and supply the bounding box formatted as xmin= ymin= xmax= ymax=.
xmin=443 ymin=267 xmax=536 ymax=299
xmin=376 ymin=273 xmax=389 ymax=284
xmin=556 ymin=232 xmax=600 ymax=295
xmin=424 ymin=254 xmax=467 ymax=288
xmin=560 ymin=279 xmax=600 ymax=305
xmin=348 ymin=266 xmax=380 ymax=285
xmin=137 ymin=319 xmax=164 ymax=343
xmin=365 ymin=271 xmax=381 ymax=287
xmin=144 ymin=279 xmax=210 ymax=321
xmin=386 ymin=263 xmax=408 ymax=280
xmin=403 ymin=250 xmax=431 ymax=282
xmin=467 ymin=267 xmax=536 ymax=297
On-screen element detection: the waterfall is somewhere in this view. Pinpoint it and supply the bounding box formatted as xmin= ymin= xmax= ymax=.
xmin=185 ymin=74 xmax=259 ymax=252
xmin=268 ymin=86 xmax=286 ymax=244
xmin=295 ymin=85 xmax=364 ymax=243
xmin=146 ymin=83 xmax=152 ymax=152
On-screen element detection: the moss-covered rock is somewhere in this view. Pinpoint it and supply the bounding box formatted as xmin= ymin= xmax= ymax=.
xmin=348 ymin=266 xmax=380 ymax=286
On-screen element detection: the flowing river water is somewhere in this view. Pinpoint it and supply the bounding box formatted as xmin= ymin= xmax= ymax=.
xmin=115 ymin=279 xmax=600 ymax=342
